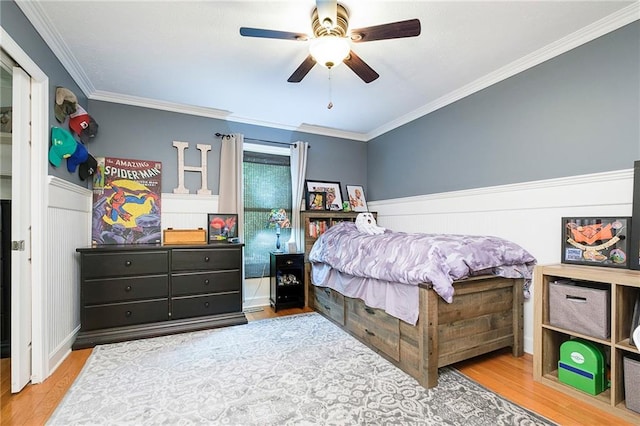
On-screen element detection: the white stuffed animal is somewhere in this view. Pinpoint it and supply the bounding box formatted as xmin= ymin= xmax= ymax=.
xmin=355 ymin=212 xmax=385 ymax=235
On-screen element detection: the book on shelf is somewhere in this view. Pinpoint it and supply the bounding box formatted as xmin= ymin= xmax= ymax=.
xmin=308 ymin=220 xmax=329 ymax=238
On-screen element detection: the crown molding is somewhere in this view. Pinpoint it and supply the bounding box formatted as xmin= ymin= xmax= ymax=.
xmin=90 ymin=90 xmax=368 ymax=141
xmin=15 ymin=0 xmax=95 ymax=96
xmin=90 ymin=90 xmax=232 ymax=119
xmin=367 ymin=2 xmax=640 ymax=140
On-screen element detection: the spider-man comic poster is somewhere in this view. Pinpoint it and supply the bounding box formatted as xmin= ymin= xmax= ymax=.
xmin=91 ymin=157 xmax=162 ymax=245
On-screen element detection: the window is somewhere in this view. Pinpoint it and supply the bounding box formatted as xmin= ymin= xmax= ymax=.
xmin=243 ymin=144 xmax=291 ymax=278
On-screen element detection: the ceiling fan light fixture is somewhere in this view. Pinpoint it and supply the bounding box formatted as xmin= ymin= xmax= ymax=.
xmin=309 ymin=36 xmax=350 ymax=69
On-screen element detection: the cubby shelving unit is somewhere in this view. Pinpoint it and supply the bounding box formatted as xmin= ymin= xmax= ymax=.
xmin=533 ymin=263 xmax=640 ymax=424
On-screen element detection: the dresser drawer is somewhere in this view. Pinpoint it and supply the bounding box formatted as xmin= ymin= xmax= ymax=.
xmin=312 ymin=285 xmax=345 ymax=326
xmin=275 ymin=255 xmax=304 ymax=270
xmin=83 ymin=275 xmax=168 ymax=304
xmin=82 ymin=299 xmax=168 ymax=331
xmin=172 ymin=270 xmax=241 ymax=296
xmin=171 ymin=248 xmax=241 ymax=271
xmin=82 ymin=251 xmax=168 ymax=279
xmin=345 ymin=298 xmax=400 ymax=361
xmin=172 ymin=293 xmax=241 ymax=319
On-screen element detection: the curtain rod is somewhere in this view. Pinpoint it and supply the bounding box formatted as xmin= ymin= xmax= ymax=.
xmin=214 ymin=133 xmax=310 ymax=149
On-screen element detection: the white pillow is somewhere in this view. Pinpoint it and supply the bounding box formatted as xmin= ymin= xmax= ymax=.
xmin=355 ymin=212 xmax=385 ymax=235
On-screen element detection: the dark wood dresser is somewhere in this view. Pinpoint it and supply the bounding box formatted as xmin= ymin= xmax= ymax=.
xmin=74 ymin=244 xmax=246 ymax=349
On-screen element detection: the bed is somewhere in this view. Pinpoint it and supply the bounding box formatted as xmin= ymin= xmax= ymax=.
xmin=307 ymin=221 xmax=536 ymax=388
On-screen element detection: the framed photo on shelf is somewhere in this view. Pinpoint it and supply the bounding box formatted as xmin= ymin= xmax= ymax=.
xmin=630 ymin=294 xmax=640 ymax=347
xmin=561 ymin=216 xmax=631 ymax=268
xmin=207 ymin=213 xmax=238 ymax=243
xmin=305 ymin=180 xmax=343 ymax=211
xmin=630 ymin=160 xmax=640 ymax=270
xmin=346 ymin=185 xmax=368 ymax=212
xmin=307 ymin=191 xmax=327 ymax=210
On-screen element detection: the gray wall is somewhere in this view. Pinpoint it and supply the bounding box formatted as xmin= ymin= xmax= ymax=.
xmin=87 ymin=101 xmax=368 ymax=197
xmin=367 ymin=21 xmax=640 ymax=201
xmin=1 ymin=0 xmax=88 ymax=184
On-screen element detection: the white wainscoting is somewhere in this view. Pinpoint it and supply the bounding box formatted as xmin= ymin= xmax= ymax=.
xmin=161 ymin=193 xmax=218 ymax=230
xmin=46 ymin=177 xmax=92 ymax=374
xmin=368 ymin=169 xmax=634 ymax=354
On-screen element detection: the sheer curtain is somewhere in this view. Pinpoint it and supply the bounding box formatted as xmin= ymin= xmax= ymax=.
xmin=218 ymin=133 xmax=244 ymax=239
xmin=288 ymin=141 xmax=309 ymax=252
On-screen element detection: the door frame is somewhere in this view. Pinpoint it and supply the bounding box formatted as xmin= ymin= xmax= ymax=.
xmin=1 ymin=27 xmax=49 ymax=384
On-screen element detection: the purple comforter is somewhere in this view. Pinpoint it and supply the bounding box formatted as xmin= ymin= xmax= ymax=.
xmin=308 ymin=222 xmax=536 ymax=303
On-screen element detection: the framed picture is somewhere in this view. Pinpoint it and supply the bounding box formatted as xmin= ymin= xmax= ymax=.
xmin=630 ymin=294 xmax=640 ymax=347
xmin=630 ymin=160 xmax=640 ymax=270
xmin=305 ymin=180 xmax=343 ymax=211
xmin=561 ymin=216 xmax=632 ymax=268
xmin=207 ymin=213 xmax=238 ymax=243
xmin=307 ymin=191 xmax=327 ymax=210
xmin=346 ymin=185 xmax=368 ymax=212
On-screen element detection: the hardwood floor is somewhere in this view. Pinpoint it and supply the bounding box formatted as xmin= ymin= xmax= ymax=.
xmin=0 ymin=306 xmax=634 ymax=425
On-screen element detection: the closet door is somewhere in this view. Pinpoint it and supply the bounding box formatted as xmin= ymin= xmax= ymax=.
xmin=9 ymin=64 xmax=32 ymax=393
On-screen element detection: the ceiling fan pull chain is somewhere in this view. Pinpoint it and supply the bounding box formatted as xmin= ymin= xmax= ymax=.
xmin=327 ymin=69 xmax=334 ymax=110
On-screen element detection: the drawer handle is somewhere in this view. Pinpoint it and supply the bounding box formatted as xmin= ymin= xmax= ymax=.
xmin=125 ymin=311 xmax=132 ymax=317
xmin=285 ymin=260 xmax=293 ymax=265
xmin=323 ymin=304 xmax=331 ymax=311
xmin=204 ymin=279 xmax=210 ymax=285
xmin=125 ymin=260 xmax=132 ymax=267
xmin=204 ymin=256 xmax=210 ymax=262
xmin=365 ymin=307 xmax=375 ymax=315
xmin=365 ymin=329 xmax=375 ymax=337
xmin=125 ymin=285 xmax=132 ymax=292
xmin=204 ymin=302 xmax=210 ymax=308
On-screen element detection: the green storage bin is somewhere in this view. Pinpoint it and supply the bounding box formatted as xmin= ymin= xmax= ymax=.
xmin=558 ymin=339 xmax=608 ymax=395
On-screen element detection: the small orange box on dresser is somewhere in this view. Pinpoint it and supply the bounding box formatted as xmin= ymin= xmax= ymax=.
xmin=163 ymin=228 xmax=206 ymax=245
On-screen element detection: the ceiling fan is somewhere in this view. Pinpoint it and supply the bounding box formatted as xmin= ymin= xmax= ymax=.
xmin=239 ymin=0 xmax=421 ymax=84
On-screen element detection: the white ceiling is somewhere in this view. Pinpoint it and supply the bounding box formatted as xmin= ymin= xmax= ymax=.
xmin=18 ymin=1 xmax=639 ymax=141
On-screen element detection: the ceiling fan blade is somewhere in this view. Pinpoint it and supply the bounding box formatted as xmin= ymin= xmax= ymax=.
xmin=343 ymin=50 xmax=379 ymax=83
xmin=240 ymin=27 xmax=309 ymax=41
xmin=350 ymin=19 xmax=421 ymax=43
xmin=288 ymin=55 xmax=317 ymax=83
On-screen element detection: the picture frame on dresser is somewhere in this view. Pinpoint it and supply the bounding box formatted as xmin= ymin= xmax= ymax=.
xmin=207 ymin=213 xmax=238 ymax=243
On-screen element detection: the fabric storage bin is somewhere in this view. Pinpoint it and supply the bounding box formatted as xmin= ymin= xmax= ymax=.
xmin=549 ymin=280 xmax=610 ymax=339
xmin=624 ymin=357 xmax=640 ymax=413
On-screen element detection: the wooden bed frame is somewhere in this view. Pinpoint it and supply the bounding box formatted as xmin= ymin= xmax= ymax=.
xmin=308 ymin=275 xmax=524 ymax=388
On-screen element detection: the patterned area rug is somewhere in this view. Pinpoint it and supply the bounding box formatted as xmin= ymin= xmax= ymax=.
xmin=48 ymin=313 xmax=554 ymax=425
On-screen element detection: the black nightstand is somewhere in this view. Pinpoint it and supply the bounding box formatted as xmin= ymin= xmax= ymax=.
xmin=270 ymin=252 xmax=304 ymax=312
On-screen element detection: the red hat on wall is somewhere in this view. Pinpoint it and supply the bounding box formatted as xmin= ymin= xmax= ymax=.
xmin=69 ymin=105 xmax=99 ymax=143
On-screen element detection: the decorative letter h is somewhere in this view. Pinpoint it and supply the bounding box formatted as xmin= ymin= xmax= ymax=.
xmin=172 ymin=141 xmax=212 ymax=195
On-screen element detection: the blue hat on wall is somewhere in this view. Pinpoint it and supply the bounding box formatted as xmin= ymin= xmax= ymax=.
xmin=66 ymin=142 xmax=89 ymax=173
